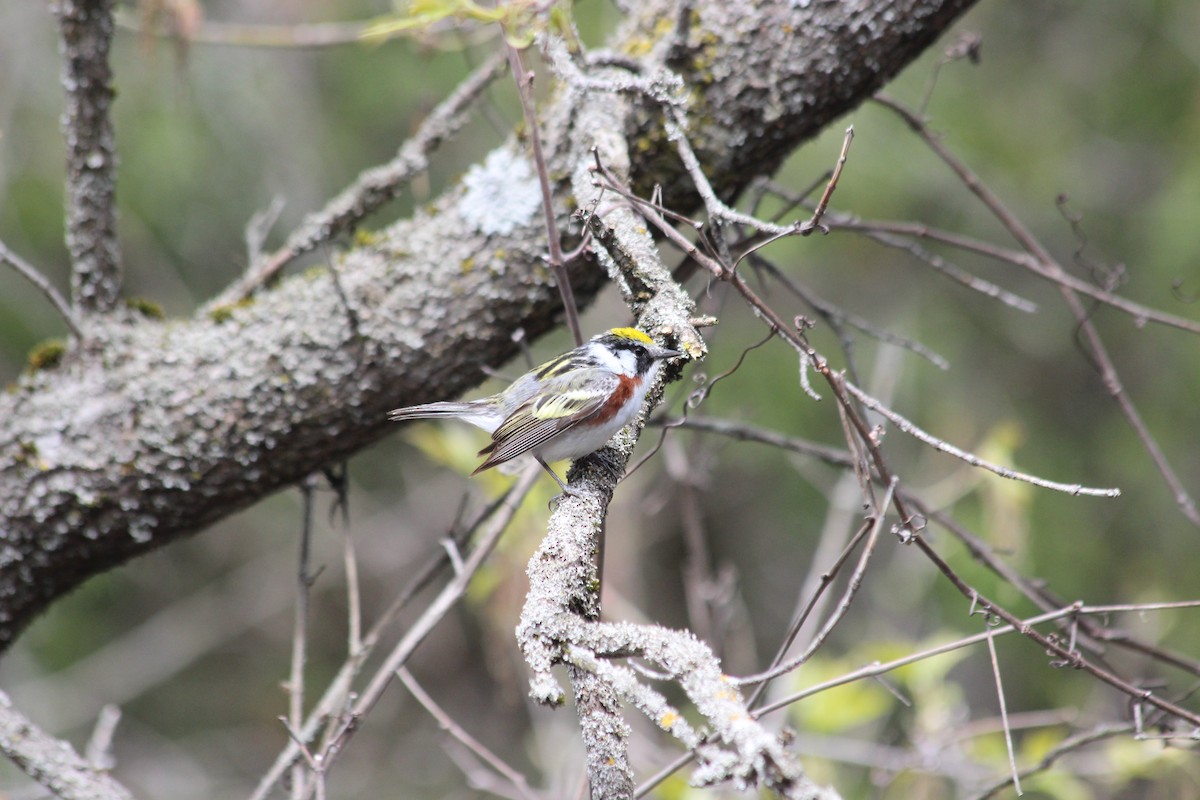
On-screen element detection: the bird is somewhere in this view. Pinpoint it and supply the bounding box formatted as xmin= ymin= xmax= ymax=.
xmin=388 ymin=328 xmax=682 ymax=493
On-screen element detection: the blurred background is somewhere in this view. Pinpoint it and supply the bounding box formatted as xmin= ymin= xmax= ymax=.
xmin=2 ymin=1 xmax=1199 ymax=797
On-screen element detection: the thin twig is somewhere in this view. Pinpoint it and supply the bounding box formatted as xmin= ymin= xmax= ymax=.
xmin=250 ymin=473 xmax=538 ymax=800
xmin=0 ymin=239 xmax=84 ymax=339
xmin=970 ymin=724 xmax=1132 ymax=800
xmin=289 ymin=475 xmax=318 ymax=800
xmin=833 ymin=215 xmax=1200 ymax=331
xmin=799 ymin=328 xmax=1200 ymax=728
xmin=663 ymin=111 xmax=795 ymax=235
xmin=320 ymin=464 xmax=361 ymax=656
xmin=506 ymin=44 xmax=582 ymax=345
xmin=214 ymin=49 xmax=506 ymax=307
xmin=398 ymin=668 xmax=541 ymax=800
xmin=314 ymin=465 xmax=541 ymax=782
xmin=83 ymin=705 xmax=121 ymax=771
xmin=842 ymin=378 xmax=1121 ymax=497
xmin=743 ymin=479 xmax=896 ymax=693
xmin=874 ymin=92 xmax=1200 ymax=526
xmin=279 ymin=718 xmax=327 ymax=800
xmin=731 ymin=127 xmax=856 ymax=261
xmin=650 ymin=415 xmax=854 ymax=469
xmin=984 ymin=620 xmax=1022 ymax=796
xmin=798 ymin=125 xmax=854 ymax=236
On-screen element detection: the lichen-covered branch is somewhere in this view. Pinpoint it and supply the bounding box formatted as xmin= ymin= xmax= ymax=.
xmin=511 ymin=51 xmax=833 ymax=794
xmin=0 ymin=690 xmax=135 ymax=800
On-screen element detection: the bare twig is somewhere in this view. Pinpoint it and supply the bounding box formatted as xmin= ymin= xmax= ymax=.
xmin=652 ymin=416 xmax=854 ymax=469
xmin=321 ymin=464 xmax=362 ymax=656
xmin=83 ymin=705 xmax=121 ymax=771
xmin=0 ymin=239 xmax=84 ymax=339
xmin=832 ymin=215 xmax=1200 ymax=332
xmin=213 ymin=49 xmax=507 ymax=307
xmin=796 ymin=328 xmax=1200 ymax=728
xmin=288 ymin=476 xmax=318 ymax=800
xmin=842 ymin=378 xmax=1121 ymax=497
xmin=970 ymin=724 xmax=1132 ymax=800
xmin=756 ymin=601 xmax=1200 ymax=718
xmin=798 ymin=126 xmax=854 ymax=236
xmin=250 ymin=472 xmax=539 ymax=800
xmin=279 ymin=719 xmax=327 ymax=800
xmin=507 ymin=44 xmax=582 ymax=344
xmin=311 ymin=464 xmax=541 ymax=784
xmin=743 ymin=479 xmax=896 ymax=693
xmin=984 ymin=620 xmax=1022 ymax=796
xmin=873 ymin=92 xmax=1200 ymax=526
xmin=54 ymin=0 xmax=122 ymax=313
xmin=664 ymin=111 xmax=795 ymax=235
xmin=398 ymin=668 xmax=541 ymax=800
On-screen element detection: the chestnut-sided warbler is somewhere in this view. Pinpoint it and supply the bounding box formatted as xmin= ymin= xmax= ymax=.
xmin=388 ymin=328 xmax=682 ymax=492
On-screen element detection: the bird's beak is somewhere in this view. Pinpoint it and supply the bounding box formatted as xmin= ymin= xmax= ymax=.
xmin=653 ymin=345 xmax=683 ymax=360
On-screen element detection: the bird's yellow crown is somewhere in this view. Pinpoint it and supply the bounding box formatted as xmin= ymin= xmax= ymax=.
xmin=608 ymin=327 xmax=653 ymax=345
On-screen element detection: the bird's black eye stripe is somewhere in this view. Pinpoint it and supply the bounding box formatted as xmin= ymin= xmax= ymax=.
xmin=607 ymin=338 xmax=655 ymax=374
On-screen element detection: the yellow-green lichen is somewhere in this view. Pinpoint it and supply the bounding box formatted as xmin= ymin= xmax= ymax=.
xmin=209 ymin=305 xmax=234 ymax=324
xmin=26 ymin=339 xmax=67 ymax=373
xmin=207 ymin=296 xmax=256 ymax=324
xmin=621 ymin=16 xmax=675 ymax=57
xmin=14 ymin=440 xmax=37 ymax=462
xmin=125 ymin=297 xmax=165 ymax=320
xmin=353 ymin=228 xmax=383 ymax=248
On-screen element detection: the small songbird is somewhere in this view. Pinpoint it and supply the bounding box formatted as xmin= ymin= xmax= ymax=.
xmin=388 ymin=328 xmax=682 ymax=492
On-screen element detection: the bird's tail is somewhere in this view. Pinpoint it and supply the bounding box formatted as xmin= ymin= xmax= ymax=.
xmin=388 ymin=401 xmax=499 ymax=433
xmin=388 ymin=401 xmax=477 ymax=421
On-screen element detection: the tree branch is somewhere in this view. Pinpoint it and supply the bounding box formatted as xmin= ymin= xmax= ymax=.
xmin=0 ymin=690 xmax=135 ymax=800
xmin=54 ymin=0 xmax=122 ymax=314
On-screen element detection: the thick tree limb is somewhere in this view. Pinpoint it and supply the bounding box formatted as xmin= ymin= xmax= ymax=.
xmin=0 ymin=0 xmax=978 ymax=649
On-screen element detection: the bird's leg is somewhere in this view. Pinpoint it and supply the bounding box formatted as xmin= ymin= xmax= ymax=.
xmin=536 ymin=456 xmax=582 ymax=499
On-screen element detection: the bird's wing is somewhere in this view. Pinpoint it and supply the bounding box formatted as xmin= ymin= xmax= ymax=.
xmin=474 ymin=369 xmax=618 ymax=470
